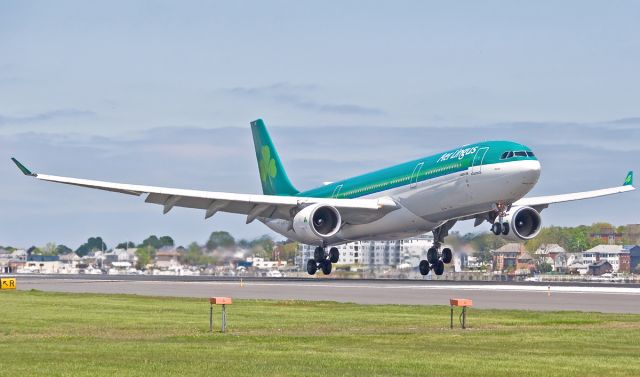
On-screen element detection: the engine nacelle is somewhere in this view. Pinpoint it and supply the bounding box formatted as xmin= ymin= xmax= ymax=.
xmin=502 ymin=206 xmax=542 ymax=241
xmin=292 ymin=204 xmax=342 ymax=244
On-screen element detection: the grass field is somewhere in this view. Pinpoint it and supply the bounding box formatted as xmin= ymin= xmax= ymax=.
xmin=1 ymin=290 xmax=639 ymax=376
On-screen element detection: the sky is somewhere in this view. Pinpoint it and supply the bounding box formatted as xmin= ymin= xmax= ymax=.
xmin=1 ymin=1 xmax=639 ymax=249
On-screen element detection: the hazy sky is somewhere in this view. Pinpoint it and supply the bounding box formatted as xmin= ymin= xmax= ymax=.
xmin=1 ymin=1 xmax=639 ymax=248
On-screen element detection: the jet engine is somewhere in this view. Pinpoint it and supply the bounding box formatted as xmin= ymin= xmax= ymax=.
xmin=501 ymin=206 xmax=542 ymax=241
xmin=292 ymin=204 xmax=342 ymax=244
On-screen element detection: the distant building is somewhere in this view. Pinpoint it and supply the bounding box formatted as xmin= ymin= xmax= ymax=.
xmin=534 ymin=244 xmax=567 ymax=272
xmin=246 ymin=257 xmax=287 ymax=269
xmin=297 ymin=233 xmax=450 ymax=271
xmin=589 ymin=226 xmax=624 ymax=245
xmin=154 ymin=248 xmax=181 ymax=270
xmin=588 ymin=260 xmax=613 ymax=276
xmin=22 ymin=255 xmax=61 ymax=274
xmin=103 ymin=248 xmax=138 ymax=267
xmin=492 ymin=243 xmax=525 ymax=271
xmin=582 ymin=245 xmax=630 ymax=273
xmin=624 ymin=245 xmax=640 ymax=272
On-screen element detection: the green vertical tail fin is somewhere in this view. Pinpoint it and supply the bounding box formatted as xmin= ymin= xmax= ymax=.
xmin=624 ymin=171 xmax=633 ymax=186
xmin=250 ymin=119 xmax=299 ymax=196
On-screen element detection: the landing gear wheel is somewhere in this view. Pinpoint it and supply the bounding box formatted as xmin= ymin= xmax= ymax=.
xmin=427 ymin=247 xmax=439 ymax=264
xmin=320 ymin=260 xmax=332 ymax=275
xmin=501 ymin=222 xmax=509 ymax=236
xmin=314 ymin=246 xmax=325 ymax=262
xmin=433 ymin=260 xmax=445 ymax=276
xmin=329 ymin=247 xmax=340 ymax=263
xmin=491 ymin=222 xmax=502 ymax=235
xmin=306 ymin=259 xmax=317 ymax=275
xmin=442 ymin=248 xmax=453 ymax=264
xmin=419 ymin=260 xmax=430 ymax=276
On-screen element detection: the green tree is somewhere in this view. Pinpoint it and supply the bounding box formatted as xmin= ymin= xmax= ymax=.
xmin=538 ymin=262 xmax=553 ymax=273
xmin=27 ymin=246 xmax=42 ymax=256
xmin=139 ymin=235 xmax=175 ymax=249
xmin=41 ymin=242 xmax=58 ymax=256
xmin=159 ymin=236 xmax=174 ymax=247
xmin=206 ymin=231 xmax=235 ymax=250
xmin=55 ymin=245 xmax=73 ymax=255
xmin=249 ymin=235 xmax=274 ymax=258
xmin=139 ymin=235 xmax=161 ymax=249
xmin=135 ymin=245 xmax=156 ymax=270
xmin=279 ymin=241 xmax=299 ymax=262
xmin=180 ymin=242 xmax=215 ymax=266
xmin=76 ymin=237 xmax=107 ymax=257
xmin=116 ymin=241 xmax=136 ymax=249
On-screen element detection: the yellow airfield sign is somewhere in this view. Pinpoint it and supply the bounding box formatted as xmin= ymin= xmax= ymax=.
xmin=0 ymin=277 xmax=16 ymax=290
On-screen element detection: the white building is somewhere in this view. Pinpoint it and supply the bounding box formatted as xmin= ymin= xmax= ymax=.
xmin=297 ymin=233 xmax=452 ymax=270
xmin=247 ymin=257 xmax=287 ymax=269
xmin=534 ymin=244 xmax=568 ymax=272
xmin=581 ymin=245 xmax=630 ymax=273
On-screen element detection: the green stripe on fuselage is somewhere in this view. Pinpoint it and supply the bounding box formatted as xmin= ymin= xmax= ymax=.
xmin=297 ymin=141 xmax=536 ymax=199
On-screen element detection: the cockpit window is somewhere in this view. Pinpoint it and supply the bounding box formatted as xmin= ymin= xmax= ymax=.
xmin=501 ymin=150 xmax=534 ymax=159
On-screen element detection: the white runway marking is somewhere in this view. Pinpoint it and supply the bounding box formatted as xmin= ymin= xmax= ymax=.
xmin=119 ymin=280 xmax=640 ymax=295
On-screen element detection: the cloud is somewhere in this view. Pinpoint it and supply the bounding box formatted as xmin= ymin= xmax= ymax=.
xmin=608 ymin=117 xmax=640 ymax=125
xmin=225 ymin=82 xmax=384 ymax=116
xmin=0 ymin=109 xmax=96 ymax=126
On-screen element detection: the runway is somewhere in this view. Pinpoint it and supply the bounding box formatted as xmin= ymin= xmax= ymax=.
xmin=13 ymin=275 xmax=640 ymax=313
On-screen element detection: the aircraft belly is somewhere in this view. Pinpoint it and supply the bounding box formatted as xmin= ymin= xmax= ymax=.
xmin=260 ymin=207 xmax=439 ymax=246
xmin=337 ymin=205 xmax=438 ymax=242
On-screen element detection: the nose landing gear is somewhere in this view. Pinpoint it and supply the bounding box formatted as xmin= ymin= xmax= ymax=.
xmin=307 ymin=245 xmax=339 ymax=275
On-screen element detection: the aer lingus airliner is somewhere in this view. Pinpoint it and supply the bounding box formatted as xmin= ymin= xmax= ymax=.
xmin=12 ymin=119 xmax=635 ymax=276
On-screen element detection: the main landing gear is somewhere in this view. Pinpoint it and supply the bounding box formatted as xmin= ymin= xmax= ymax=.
xmin=418 ymin=220 xmax=456 ymax=276
xmin=491 ymin=203 xmax=509 ymax=236
xmin=306 ymin=245 xmax=339 ymax=275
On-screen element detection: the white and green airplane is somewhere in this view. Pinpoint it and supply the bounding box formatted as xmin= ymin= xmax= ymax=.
xmin=11 ymin=119 xmax=635 ymax=276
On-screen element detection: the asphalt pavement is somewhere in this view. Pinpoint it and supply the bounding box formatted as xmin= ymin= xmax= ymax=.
xmin=13 ymin=275 xmax=640 ymax=313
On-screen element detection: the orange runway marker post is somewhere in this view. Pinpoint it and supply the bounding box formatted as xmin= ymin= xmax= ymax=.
xmin=209 ymin=297 xmax=233 ymax=333
xmin=450 ymin=298 xmax=473 ymax=329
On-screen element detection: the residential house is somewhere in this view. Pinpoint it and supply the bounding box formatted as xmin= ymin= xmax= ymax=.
xmin=582 ymin=245 xmax=630 ymax=273
xmin=492 ymin=243 xmax=525 ymax=272
xmin=534 ymin=244 xmax=568 ymax=272
xmin=624 ymin=245 xmax=640 ymax=272
xmin=588 ymin=260 xmax=613 ymax=276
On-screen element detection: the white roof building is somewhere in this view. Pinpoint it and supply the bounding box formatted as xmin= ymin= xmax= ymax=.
xmin=582 ymin=245 xmax=630 ymax=273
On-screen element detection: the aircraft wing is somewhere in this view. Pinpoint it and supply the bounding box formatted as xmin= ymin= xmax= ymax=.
xmin=10 ymin=158 xmax=398 ymax=224
xmin=513 ymin=171 xmax=635 ymax=210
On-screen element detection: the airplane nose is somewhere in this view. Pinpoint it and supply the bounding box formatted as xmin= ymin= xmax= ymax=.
xmin=521 ymin=160 xmax=541 ymax=184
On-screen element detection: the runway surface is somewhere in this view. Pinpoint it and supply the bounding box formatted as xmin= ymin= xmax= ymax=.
xmin=13 ymin=275 xmax=640 ymax=313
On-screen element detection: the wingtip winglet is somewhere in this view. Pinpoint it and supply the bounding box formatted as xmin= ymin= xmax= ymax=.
xmin=624 ymin=171 xmax=633 ymax=187
xmin=10 ymin=157 xmax=35 ymax=176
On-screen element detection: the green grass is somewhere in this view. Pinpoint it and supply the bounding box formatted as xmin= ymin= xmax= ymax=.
xmin=1 ymin=290 xmax=639 ymax=376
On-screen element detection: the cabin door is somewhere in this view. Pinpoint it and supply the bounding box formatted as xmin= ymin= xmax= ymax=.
xmin=470 ymin=147 xmax=489 ymax=175
xmin=410 ymin=162 xmax=424 ymax=188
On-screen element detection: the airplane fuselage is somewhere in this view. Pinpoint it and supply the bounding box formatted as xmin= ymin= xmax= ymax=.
xmin=263 ymin=140 xmax=541 ymax=244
